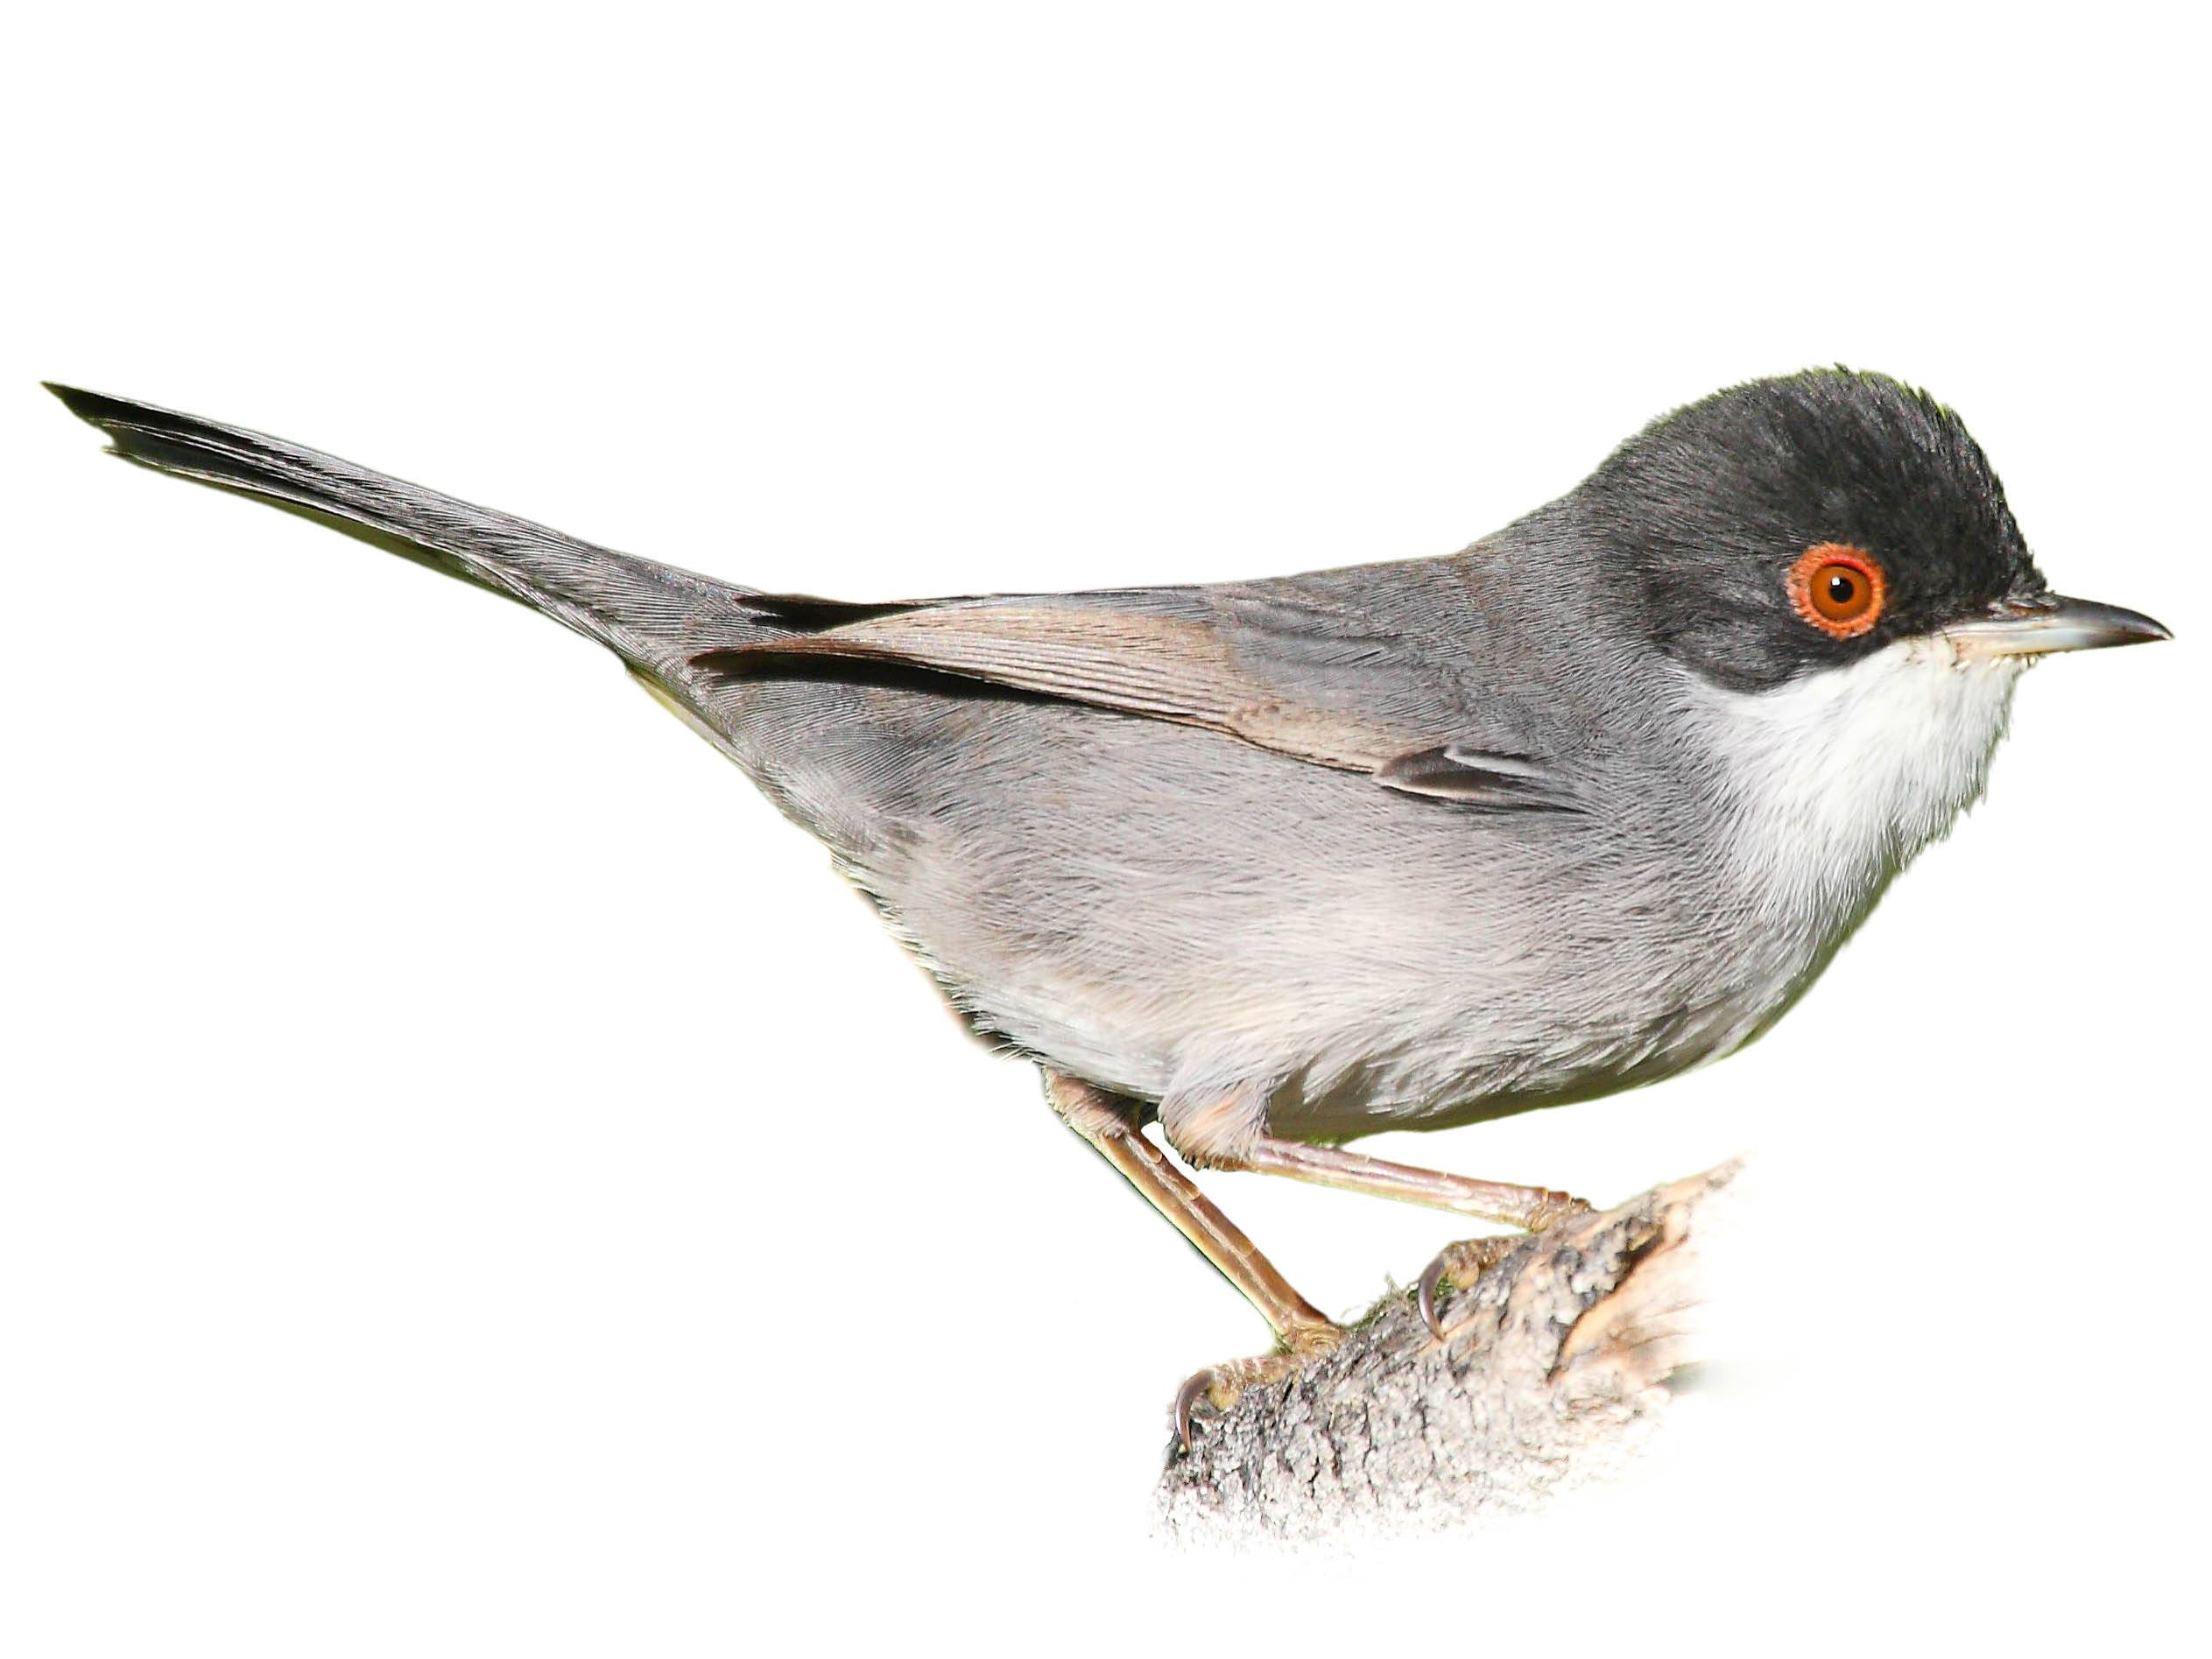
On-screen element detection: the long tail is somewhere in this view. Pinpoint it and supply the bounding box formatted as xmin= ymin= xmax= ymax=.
xmin=45 ymin=383 xmax=750 ymax=678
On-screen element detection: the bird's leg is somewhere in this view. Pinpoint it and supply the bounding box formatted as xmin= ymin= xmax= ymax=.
xmin=1042 ymin=1071 xmax=1342 ymax=1446
xmin=1239 ymin=1137 xmax=1592 ymax=1230
xmin=1236 ymin=1141 xmax=1595 ymax=1339
xmin=1161 ymin=1089 xmax=1592 ymax=1229
xmin=1159 ymin=1086 xmax=1594 ymax=1339
xmin=1044 ymin=1072 xmax=1328 ymax=1334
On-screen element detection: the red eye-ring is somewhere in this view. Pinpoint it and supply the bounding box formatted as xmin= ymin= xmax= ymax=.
xmin=1788 ymin=544 xmax=1885 ymax=638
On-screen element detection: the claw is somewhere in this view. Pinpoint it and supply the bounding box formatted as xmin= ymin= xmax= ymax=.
xmin=1172 ymin=1367 xmax=1217 ymax=1452
xmin=1417 ymin=1255 xmax=1453 ymax=1341
xmin=1169 ymin=1322 xmax=1345 ymax=1452
xmin=1417 ymin=1235 xmax=1522 ymax=1340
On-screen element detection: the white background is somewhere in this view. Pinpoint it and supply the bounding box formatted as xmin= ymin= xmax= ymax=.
xmin=5 ymin=5 xmax=2204 ymax=1653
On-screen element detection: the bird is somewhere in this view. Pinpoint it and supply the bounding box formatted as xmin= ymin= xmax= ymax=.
xmin=46 ymin=370 xmax=2169 ymax=1444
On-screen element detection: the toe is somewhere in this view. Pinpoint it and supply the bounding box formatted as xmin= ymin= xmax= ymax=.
xmin=1170 ymin=1324 xmax=1345 ymax=1451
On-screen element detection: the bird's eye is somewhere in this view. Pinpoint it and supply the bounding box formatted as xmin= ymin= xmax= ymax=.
xmin=1788 ymin=544 xmax=1885 ymax=638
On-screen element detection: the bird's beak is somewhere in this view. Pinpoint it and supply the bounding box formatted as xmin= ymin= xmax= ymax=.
xmin=1943 ymin=594 xmax=2172 ymax=660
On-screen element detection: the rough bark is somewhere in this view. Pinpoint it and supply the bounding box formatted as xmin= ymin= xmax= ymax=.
xmin=1155 ymin=1161 xmax=1738 ymax=1543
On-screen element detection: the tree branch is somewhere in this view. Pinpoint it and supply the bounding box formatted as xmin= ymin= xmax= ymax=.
xmin=1155 ymin=1161 xmax=1739 ymax=1542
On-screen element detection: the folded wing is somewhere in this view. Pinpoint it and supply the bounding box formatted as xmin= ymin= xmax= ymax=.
xmin=694 ymin=576 xmax=1584 ymax=812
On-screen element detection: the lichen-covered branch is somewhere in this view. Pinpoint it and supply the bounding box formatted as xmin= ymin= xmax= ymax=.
xmin=1156 ymin=1162 xmax=1738 ymax=1543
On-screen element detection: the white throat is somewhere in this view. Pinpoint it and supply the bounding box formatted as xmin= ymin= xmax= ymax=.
xmin=1687 ymin=636 xmax=2028 ymax=933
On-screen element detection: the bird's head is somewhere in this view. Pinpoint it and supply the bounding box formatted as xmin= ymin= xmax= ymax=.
xmin=1568 ymin=369 xmax=2169 ymax=912
xmin=1582 ymin=368 xmax=2166 ymax=693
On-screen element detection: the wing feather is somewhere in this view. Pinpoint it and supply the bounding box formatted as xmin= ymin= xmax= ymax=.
xmin=692 ymin=580 xmax=1582 ymax=810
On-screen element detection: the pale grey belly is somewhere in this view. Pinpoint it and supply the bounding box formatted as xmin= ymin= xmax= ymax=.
xmin=722 ymin=676 xmax=1812 ymax=1139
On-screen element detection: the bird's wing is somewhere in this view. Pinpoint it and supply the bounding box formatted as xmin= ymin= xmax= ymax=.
xmin=693 ymin=573 xmax=1583 ymax=812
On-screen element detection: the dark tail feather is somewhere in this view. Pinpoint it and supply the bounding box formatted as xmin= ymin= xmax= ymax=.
xmin=45 ymin=383 xmax=740 ymax=671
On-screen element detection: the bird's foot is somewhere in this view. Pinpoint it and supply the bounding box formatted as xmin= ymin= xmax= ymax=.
xmin=1418 ymin=1193 xmax=1595 ymax=1339
xmin=1415 ymin=1235 xmax=1524 ymax=1339
xmin=1171 ymin=1319 xmax=1345 ymax=1452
